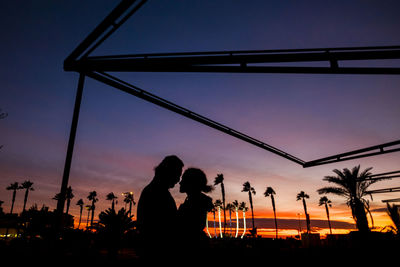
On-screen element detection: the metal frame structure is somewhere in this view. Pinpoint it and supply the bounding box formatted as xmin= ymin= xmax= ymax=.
xmin=57 ymin=0 xmax=400 ymax=213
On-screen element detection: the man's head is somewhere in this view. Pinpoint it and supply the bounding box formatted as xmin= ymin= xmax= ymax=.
xmin=154 ymin=155 xmax=184 ymax=188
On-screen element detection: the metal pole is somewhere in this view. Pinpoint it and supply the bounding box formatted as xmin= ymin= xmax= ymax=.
xmin=56 ymin=73 xmax=85 ymax=215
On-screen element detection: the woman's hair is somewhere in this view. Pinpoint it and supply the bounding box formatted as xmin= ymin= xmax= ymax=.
xmin=182 ymin=167 xmax=214 ymax=193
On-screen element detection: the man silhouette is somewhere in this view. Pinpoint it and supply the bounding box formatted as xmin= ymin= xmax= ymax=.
xmin=136 ymin=155 xmax=184 ymax=260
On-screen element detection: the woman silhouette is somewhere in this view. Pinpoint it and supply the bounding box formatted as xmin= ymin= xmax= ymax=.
xmin=177 ymin=168 xmax=214 ymax=246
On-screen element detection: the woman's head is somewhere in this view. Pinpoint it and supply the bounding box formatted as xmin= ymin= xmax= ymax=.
xmin=179 ymin=168 xmax=213 ymax=194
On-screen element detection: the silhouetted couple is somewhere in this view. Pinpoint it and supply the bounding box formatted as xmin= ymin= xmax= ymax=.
xmin=136 ymin=155 xmax=213 ymax=262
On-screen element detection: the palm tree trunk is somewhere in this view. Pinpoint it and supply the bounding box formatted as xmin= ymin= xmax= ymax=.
xmin=325 ymin=203 xmax=332 ymax=235
xmin=86 ymin=209 xmax=90 ymax=228
xmin=206 ymin=215 xmax=212 ymax=238
xmin=90 ymin=202 xmax=95 ymax=227
xmin=221 ymin=183 xmax=226 ymax=234
xmin=235 ymin=209 xmax=239 ymax=238
xmin=241 ymin=209 xmax=246 ymax=239
xmin=218 ymin=206 xmax=222 ymax=238
xmin=229 ymin=209 xmax=232 ymax=237
xmin=302 ymin=198 xmax=310 ymax=233
xmin=23 ymin=189 xmax=29 ymax=212
xmin=249 ymin=192 xmax=255 ymax=231
xmin=78 ymin=207 xmax=82 ymax=229
xmin=271 ymin=195 xmax=278 ymax=239
xmin=213 ymin=210 xmax=217 ymax=238
xmin=353 ymin=199 xmax=370 ymax=233
xmin=10 ymin=190 xmax=16 ymax=214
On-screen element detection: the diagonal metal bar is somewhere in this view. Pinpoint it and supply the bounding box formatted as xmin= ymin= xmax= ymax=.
xmin=85 ymin=71 xmax=305 ymax=166
xmin=65 ymin=0 xmax=147 ymax=63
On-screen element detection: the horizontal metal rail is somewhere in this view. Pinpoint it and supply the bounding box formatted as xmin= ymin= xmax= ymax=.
xmin=65 ymin=46 xmax=400 ymax=75
xmin=303 ymin=140 xmax=400 ymax=167
xmin=366 ymin=187 xmax=400 ymax=194
xmin=382 ymin=198 xmax=400 ymax=203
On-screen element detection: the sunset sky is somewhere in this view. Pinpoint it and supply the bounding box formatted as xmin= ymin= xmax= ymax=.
xmin=1 ymin=0 xmax=400 ymax=237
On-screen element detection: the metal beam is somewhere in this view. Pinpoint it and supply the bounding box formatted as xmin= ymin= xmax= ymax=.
xmin=363 ymin=170 xmax=400 ymax=181
xmin=382 ymin=198 xmax=400 ymax=203
xmin=64 ymin=46 xmax=400 ymax=74
xmin=303 ymin=140 xmax=400 ymax=168
xmin=65 ymin=0 xmax=147 ymax=63
xmin=85 ymin=71 xmax=306 ymax=166
xmin=56 ymin=73 xmax=85 ymax=215
xmin=366 ymin=187 xmax=400 ymax=194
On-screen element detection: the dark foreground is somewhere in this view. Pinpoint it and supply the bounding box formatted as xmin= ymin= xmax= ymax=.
xmin=1 ymin=231 xmax=399 ymax=266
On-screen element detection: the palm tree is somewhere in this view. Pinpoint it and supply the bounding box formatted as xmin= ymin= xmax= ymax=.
xmin=65 ymin=186 xmax=74 ymax=215
xmin=239 ymin=202 xmax=248 ymax=239
xmin=98 ymin=208 xmax=135 ymax=258
xmin=214 ymin=174 xmax=226 ymax=234
xmin=205 ymin=212 xmax=212 ymax=238
xmin=242 ymin=181 xmax=256 ymax=236
xmin=226 ymin=203 xmax=233 ymax=237
xmin=317 ymin=165 xmax=376 ymax=233
xmin=106 ymin=192 xmax=118 ymax=211
xmin=6 ymin=182 xmax=20 ymax=214
xmin=123 ymin=192 xmax=135 ymax=217
xmin=214 ymin=200 xmax=223 ymax=238
xmin=296 ymin=191 xmax=311 ymax=233
xmin=319 ymin=196 xmax=333 ymax=235
xmin=264 ymin=186 xmax=278 ymax=239
xmin=21 ymin=180 xmax=34 ymax=213
xmin=386 ymin=203 xmax=400 ymax=236
xmin=232 ymin=200 xmax=240 ymax=238
xmin=211 ymin=206 xmax=217 ymax=238
xmin=85 ymin=205 xmax=92 ymax=229
xmin=76 ymin=199 xmax=84 ymax=229
xmin=87 ymin=191 xmax=98 ymax=227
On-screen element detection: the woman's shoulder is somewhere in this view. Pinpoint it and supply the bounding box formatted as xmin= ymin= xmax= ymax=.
xmin=200 ymin=193 xmax=214 ymax=211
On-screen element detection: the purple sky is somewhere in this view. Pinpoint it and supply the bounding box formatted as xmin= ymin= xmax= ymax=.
xmin=1 ymin=0 xmax=400 ymax=229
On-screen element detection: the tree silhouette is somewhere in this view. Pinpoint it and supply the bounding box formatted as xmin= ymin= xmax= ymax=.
xmin=106 ymin=192 xmax=118 ymax=211
xmin=123 ymin=192 xmax=135 ymax=217
xmin=87 ymin=191 xmax=98 ymax=228
xmin=231 ymin=200 xmax=240 ymax=238
xmin=65 ymin=186 xmax=74 ymax=215
xmin=386 ymin=203 xmax=400 ymax=236
xmin=76 ymin=199 xmax=84 ymax=229
xmin=239 ymin=201 xmax=248 ymax=239
xmin=214 ymin=174 xmax=226 ymax=234
xmin=226 ymin=202 xmax=233 ymax=237
xmin=242 ymin=181 xmax=256 ymax=237
xmin=264 ymin=186 xmax=278 ymax=239
xmin=21 ymin=180 xmax=34 ymax=213
xmin=85 ymin=205 xmax=92 ymax=229
xmin=317 ymin=165 xmax=377 ymax=233
xmin=6 ymin=182 xmax=20 ymax=214
xmin=98 ymin=208 xmax=135 ymax=258
xmin=296 ymin=191 xmax=311 ymax=233
xmin=319 ymin=196 xmax=333 ymax=235
xmin=0 ymin=200 xmax=4 ymax=215
xmin=214 ymin=199 xmax=223 ymax=238
xmin=211 ymin=205 xmax=217 ymax=238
